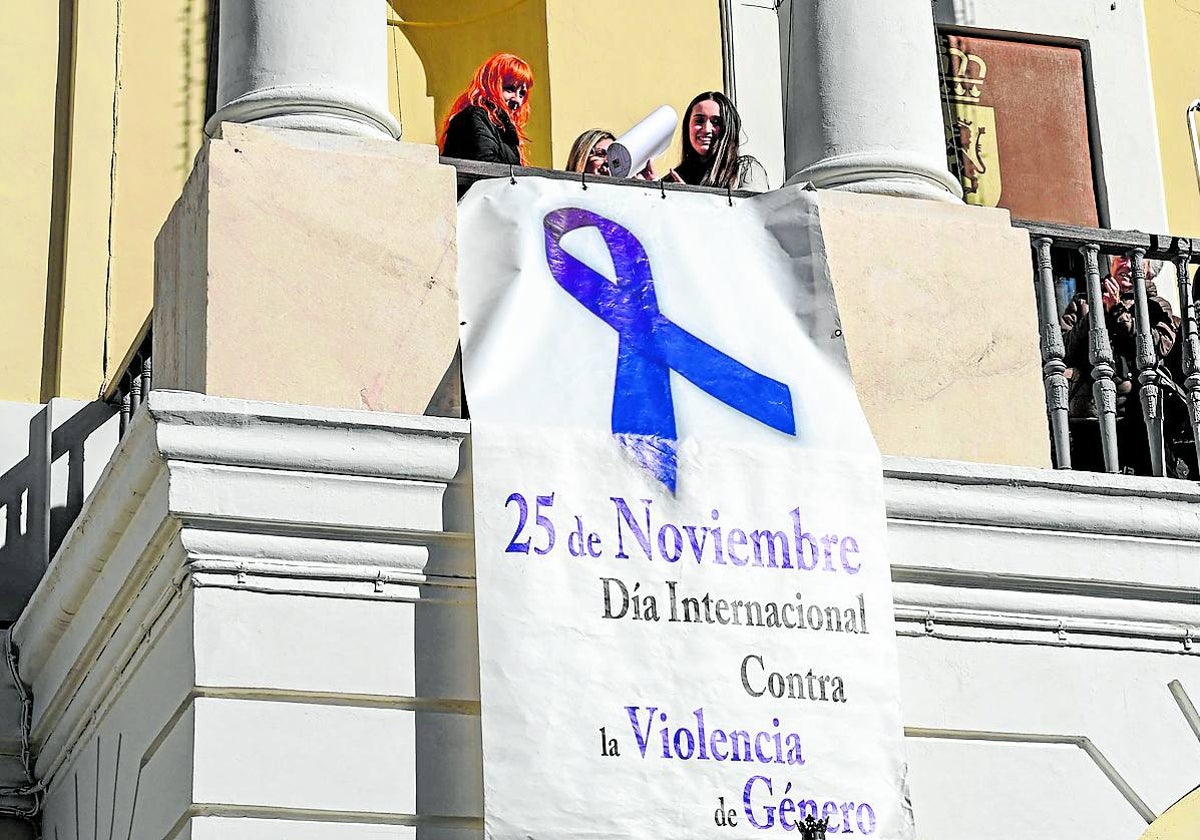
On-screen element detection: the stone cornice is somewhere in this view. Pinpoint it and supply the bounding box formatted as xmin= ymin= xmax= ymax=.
xmin=883 ymin=455 xmax=1200 ymax=655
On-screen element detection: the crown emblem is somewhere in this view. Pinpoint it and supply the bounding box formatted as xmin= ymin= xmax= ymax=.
xmin=939 ymin=42 xmax=988 ymax=104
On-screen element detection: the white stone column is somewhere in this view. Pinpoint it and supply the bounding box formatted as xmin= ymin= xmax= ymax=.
xmin=780 ymin=0 xmax=961 ymax=202
xmin=206 ymin=0 xmax=401 ymax=139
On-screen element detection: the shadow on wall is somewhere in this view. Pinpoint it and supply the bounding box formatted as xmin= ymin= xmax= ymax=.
xmin=934 ymin=0 xmax=980 ymax=25
xmin=388 ymin=0 xmax=553 ymax=166
xmin=414 ymin=435 xmax=479 ymax=834
xmin=0 ymin=401 xmax=118 ymax=623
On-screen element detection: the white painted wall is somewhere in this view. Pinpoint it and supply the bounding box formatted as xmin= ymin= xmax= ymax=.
xmin=14 ymin=393 xmax=475 ymax=839
xmin=903 ymin=642 xmax=1194 ymax=839
xmin=933 ymin=0 xmax=1169 ymax=231
xmin=886 ymin=457 xmax=1200 ymax=838
xmin=728 ymin=1 xmax=786 ymax=189
xmin=13 ymin=394 xmax=1200 ymax=839
xmin=0 ymin=401 xmax=48 ymax=621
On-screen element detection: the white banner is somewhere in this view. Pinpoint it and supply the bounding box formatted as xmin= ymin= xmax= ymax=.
xmin=460 ymin=178 xmax=913 ymax=839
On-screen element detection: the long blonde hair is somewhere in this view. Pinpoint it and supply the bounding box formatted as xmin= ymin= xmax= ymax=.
xmin=565 ymin=129 xmax=615 ymax=173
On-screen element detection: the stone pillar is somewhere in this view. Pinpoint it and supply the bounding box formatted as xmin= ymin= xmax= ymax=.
xmin=206 ymin=0 xmax=401 ymax=140
xmin=781 ymin=0 xmax=961 ymax=202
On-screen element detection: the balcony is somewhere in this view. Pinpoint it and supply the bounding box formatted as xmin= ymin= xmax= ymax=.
xmin=102 ymin=160 xmax=1200 ymax=482
xmin=1017 ymin=221 xmax=1200 ymax=473
xmin=0 ymin=126 xmax=1195 ymax=839
xmin=5 ymin=0 xmax=1200 ymax=835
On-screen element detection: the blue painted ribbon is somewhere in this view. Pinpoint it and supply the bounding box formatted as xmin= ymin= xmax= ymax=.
xmin=543 ymin=207 xmax=797 ymax=492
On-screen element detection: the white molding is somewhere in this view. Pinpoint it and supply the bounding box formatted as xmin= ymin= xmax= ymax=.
xmin=883 ymin=454 xmax=1200 ymax=654
xmin=787 ymin=150 xmax=964 ymax=203
xmin=12 ymin=398 xmax=1200 ymax=835
xmin=12 ymin=392 xmax=469 ymax=791
xmin=205 ymin=85 xmax=401 ymax=140
xmin=150 ymin=390 xmax=466 ymax=479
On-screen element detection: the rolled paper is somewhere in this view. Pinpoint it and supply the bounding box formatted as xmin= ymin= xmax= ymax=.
xmin=608 ymin=105 xmax=678 ymax=178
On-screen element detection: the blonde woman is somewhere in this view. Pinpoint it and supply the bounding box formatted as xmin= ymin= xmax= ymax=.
xmin=565 ymin=128 xmax=658 ymax=179
xmin=565 ymin=129 xmax=616 ymax=175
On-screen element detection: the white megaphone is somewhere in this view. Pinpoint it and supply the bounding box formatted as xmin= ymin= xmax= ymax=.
xmin=607 ymin=105 xmax=677 ymax=178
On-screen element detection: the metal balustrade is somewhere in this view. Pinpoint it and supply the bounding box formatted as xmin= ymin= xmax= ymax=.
xmin=1015 ymin=220 xmax=1200 ymax=477
xmin=104 ymin=323 xmax=152 ymax=439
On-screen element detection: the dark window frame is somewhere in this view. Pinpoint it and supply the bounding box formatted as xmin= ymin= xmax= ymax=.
xmin=935 ymin=22 xmax=1111 ymax=230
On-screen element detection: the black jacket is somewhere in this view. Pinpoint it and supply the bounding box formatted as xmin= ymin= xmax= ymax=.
xmin=442 ymin=105 xmax=522 ymax=165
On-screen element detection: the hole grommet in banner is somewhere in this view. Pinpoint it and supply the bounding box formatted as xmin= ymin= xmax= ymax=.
xmin=509 ymin=165 xmax=517 ymax=185
xmin=581 ymin=170 xmax=587 ymax=191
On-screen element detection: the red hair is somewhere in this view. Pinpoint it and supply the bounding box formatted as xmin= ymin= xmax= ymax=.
xmin=440 ymin=53 xmax=534 ymax=164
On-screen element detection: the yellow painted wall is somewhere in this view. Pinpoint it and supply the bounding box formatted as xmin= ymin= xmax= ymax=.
xmin=388 ymin=0 xmax=554 ymax=166
xmin=0 ymin=0 xmax=210 ymax=403
xmin=0 ymin=2 xmax=62 ymax=402
xmin=104 ymin=0 xmax=209 ymax=391
xmin=53 ymin=0 xmax=119 ymax=400
xmin=387 ymin=0 xmax=725 ymax=170
xmin=1139 ymin=787 xmax=1200 ymax=840
xmin=5 ymin=1 xmax=722 ymax=403
xmin=1145 ymin=0 xmax=1200 ymax=237
xmin=386 ymin=9 xmax=437 ymax=146
xmin=544 ymin=0 xmax=724 ymax=172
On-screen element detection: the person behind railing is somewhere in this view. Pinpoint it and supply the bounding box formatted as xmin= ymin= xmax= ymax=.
xmin=1155 ymin=270 xmax=1200 ymax=477
xmin=440 ymin=53 xmax=534 ymax=166
xmin=565 ymin=128 xmax=659 ymax=180
xmin=664 ymin=91 xmax=766 ymax=191
xmin=1059 ymin=256 xmax=1182 ymax=473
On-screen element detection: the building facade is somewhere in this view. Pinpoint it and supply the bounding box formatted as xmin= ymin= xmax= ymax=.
xmin=2 ymin=1 xmax=1200 ymax=837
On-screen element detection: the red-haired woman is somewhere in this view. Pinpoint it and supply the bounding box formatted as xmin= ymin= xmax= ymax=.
xmin=440 ymin=53 xmax=533 ymax=166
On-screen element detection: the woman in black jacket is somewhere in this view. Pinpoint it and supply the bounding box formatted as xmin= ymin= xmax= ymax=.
xmin=440 ymin=53 xmax=534 ymax=166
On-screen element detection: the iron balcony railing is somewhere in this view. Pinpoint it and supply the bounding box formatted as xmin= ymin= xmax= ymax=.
xmin=1015 ymin=220 xmax=1200 ymax=478
xmin=103 ymin=320 xmax=152 ymax=438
